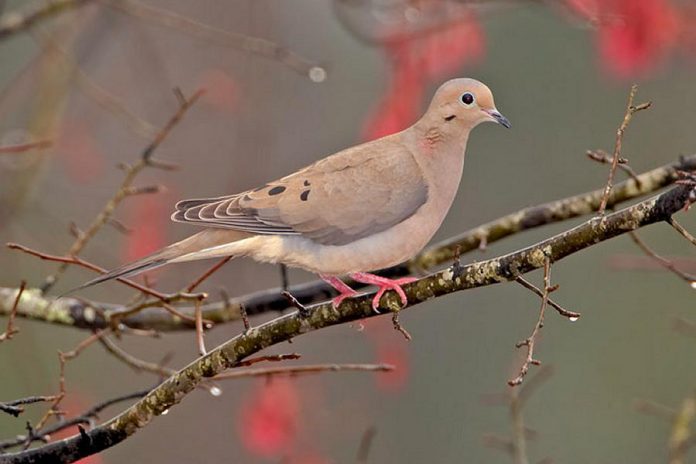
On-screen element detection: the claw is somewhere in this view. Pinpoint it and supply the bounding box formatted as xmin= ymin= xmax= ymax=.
xmin=350 ymin=273 xmax=418 ymax=312
xmin=321 ymin=274 xmax=357 ymax=311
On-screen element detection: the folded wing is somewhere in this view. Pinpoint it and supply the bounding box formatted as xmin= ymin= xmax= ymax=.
xmin=172 ymin=143 xmax=428 ymax=246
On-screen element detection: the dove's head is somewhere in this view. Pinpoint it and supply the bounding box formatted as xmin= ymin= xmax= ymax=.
xmin=425 ymin=78 xmax=510 ymax=133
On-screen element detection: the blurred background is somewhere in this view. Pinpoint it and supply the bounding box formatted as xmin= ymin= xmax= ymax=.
xmin=1 ymin=0 xmax=696 ymax=462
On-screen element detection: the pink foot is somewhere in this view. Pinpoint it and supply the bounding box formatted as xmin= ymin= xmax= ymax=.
xmin=349 ymin=273 xmax=418 ymax=313
xmin=320 ymin=275 xmax=358 ymax=310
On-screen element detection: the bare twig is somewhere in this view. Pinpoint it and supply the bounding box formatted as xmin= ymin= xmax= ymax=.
xmin=32 ymin=29 xmax=157 ymax=138
xmin=0 ymin=140 xmax=52 ymax=155
xmin=509 ymin=258 xmax=553 ymax=387
xmin=101 ymin=0 xmax=325 ymax=80
xmin=279 ymin=264 xmax=289 ymax=292
xmin=39 ymin=89 xmax=203 ymax=293
xmin=669 ymin=393 xmax=696 ymax=464
xmin=0 ymin=396 xmax=59 ymax=418
xmin=98 ymin=335 xmax=175 ymax=378
xmin=391 ymin=312 xmax=412 ymax=341
xmin=586 ymin=149 xmax=641 ymax=184
xmin=667 ymin=218 xmax=696 ymax=247
xmin=0 ymin=388 xmax=149 ymax=451
xmin=628 ymin=232 xmax=696 ymax=285
xmin=194 ymin=299 xmax=206 ymax=356
xmin=235 ymin=353 xmax=301 ymax=368
xmin=356 ymin=426 xmax=377 ymax=464
xmin=0 ymin=0 xmax=94 ymax=40
xmin=282 ymin=290 xmax=310 ymax=318
xmin=635 ymin=398 xmax=678 ymax=421
xmin=597 ymin=85 xmax=652 ymax=215
xmin=515 ymin=277 xmax=579 ymax=320
xmin=213 ymin=363 xmax=393 ymax=381
xmin=483 ymin=366 xmax=554 ymax=464
xmin=34 ymin=330 xmax=108 ymax=431
xmin=0 ymin=281 xmax=25 ymax=342
xmin=186 ymin=257 xmax=232 ymax=293
xmin=673 ymin=318 xmax=696 ymax=339
xmin=6 ymin=243 xmax=203 ymax=325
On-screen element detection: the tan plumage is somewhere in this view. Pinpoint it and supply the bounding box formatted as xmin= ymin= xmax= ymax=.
xmin=71 ymin=78 xmax=510 ymax=310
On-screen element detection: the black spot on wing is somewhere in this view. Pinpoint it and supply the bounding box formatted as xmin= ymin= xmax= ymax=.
xmin=268 ymin=186 xmax=286 ymax=196
xmin=300 ymin=190 xmax=310 ymax=201
xmin=303 ymin=180 xmax=310 ymax=186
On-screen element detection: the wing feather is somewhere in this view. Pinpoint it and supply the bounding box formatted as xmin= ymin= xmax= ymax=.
xmin=171 ymin=139 xmax=428 ymax=246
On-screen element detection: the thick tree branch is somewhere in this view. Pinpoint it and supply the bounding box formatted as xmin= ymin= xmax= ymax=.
xmin=2 ymin=155 xmax=694 ymax=332
xmin=3 ymin=183 xmax=693 ymax=464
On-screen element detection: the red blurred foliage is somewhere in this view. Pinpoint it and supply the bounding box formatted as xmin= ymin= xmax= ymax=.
xmin=197 ymin=68 xmax=238 ymax=112
xmin=122 ymin=193 xmax=168 ymax=264
xmin=55 ymin=118 xmax=105 ymax=184
xmin=596 ymin=0 xmax=678 ymax=79
xmin=238 ymin=379 xmax=301 ymax=458
xmin=362 ymin=13 xmax=484 ymax=141
xmin=564 ymin=0 xmax=680 ymax=78
xmin=53 ymin=394 xmax=103 ymax=464
xmin=374 ymin=341 xmax=410 ymax=392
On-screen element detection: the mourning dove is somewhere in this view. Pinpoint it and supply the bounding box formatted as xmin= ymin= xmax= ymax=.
xmin=73 ymin=78 xmax=510 ymax=311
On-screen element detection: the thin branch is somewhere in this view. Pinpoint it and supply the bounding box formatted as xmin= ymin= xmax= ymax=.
xmin=586 ymin=149 xmax=640 ymax=184
xmin=39 ymin=88 xmax=203 ymax=293
xmin=673 ymin=318 xmax=696 ymax=339
xmin=669 ymin=392 xmax=696 ymax=464
xmin=98 ymin=335 xmax=175 ymax=378
xmin=5 ymin=243 xmax=203 ymax=325
xmin=186 ymin=257 xmax=232 ymax=293
xmin=235 ymin=353 xmax=301 ymax=368
xmin=356 ymin=426 xmax=377 ymax=464
xmin=32 ymin=30 xmax=157 ymax=138
xmin=508 ymin=257 xmax=553 ymax=387
xmin=0 ymin=389 xmax=149 ymax=452
xmin=0 ymin=396 xmax=59 ymax=418
xmin=667 ymin=218 xmax=696 ymax=247
xmin=597 ymin=85 xmax=652 ymax=215
xmin=101 ymin=0 xmax=325 ymax=80
xmin=5 ymin=184 xmax=693 ymax=464
xmin=0 ymin=140 xmax=52 ymax=155
xmin=34 ymin=330 xmax=108 ymax=431
xmin=482 ymin=366 xmax=553 ymax=464
xmin=0 ymin=0 xmax=95 ymax=41
xmin=194 ymin=299 xmax=206 ymax=356
xmin=0 ymin=281 xmax=25 ymax=342
xmin=628 ymin=232 xmax=696 ymax=285
xmin=515 ymin=277 xmax=579 ymax=320
xmin=213 ymin=363 xmax=393 ymax=381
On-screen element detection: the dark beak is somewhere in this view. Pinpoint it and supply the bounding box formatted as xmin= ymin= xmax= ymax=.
xmin=484 ymin=109 xmax=511 ymax=129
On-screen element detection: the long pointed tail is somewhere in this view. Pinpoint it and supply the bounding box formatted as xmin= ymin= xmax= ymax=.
xmin=62 ymin=229 xmax=250 ymax=296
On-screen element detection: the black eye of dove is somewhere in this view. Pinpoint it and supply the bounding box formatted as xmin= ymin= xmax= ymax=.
xmin=461 ymin=92 xmax=474 ymax=105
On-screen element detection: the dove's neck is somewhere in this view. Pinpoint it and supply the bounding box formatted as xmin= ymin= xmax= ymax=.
xmin=402 ymin=125 xmax=469 ymax=219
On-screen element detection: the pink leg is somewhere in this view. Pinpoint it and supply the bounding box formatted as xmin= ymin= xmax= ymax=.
xmin=320 ymin=274 xmax=358 ymax=309
xmin=349 ymin=272 xmax=418 ymax=313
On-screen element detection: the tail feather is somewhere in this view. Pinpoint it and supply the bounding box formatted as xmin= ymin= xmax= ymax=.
xmin=61 ymin=248 xmax=180 ymax=296
xmin=61 ymin=229 xmax=251 ymax=296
